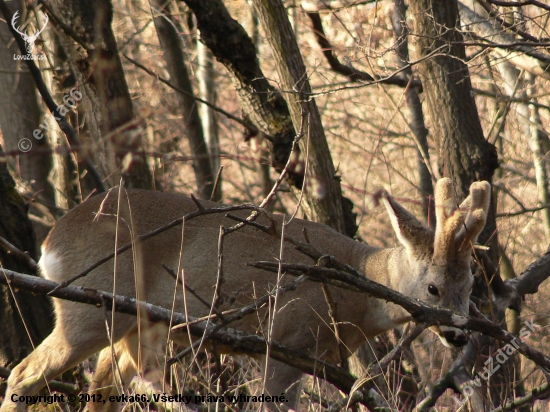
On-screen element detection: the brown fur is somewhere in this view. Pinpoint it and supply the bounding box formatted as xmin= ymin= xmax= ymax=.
xmin=1 ymin=179 xmax=491 ymax=411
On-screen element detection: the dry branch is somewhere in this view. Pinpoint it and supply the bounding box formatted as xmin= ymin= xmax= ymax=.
xmin=458 ymin=1 xmax=550 ymax=78
xmin=306 ymin=11 xmax=421 ymax=90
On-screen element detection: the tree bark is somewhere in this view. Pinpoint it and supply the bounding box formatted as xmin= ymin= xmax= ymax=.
xmin=52 ymin=0 xmax=153 ymax=190
xmin=409 ymin=1 xmax=502 ymax=407
xmin=252 ymin=0 xmax=346 ymax=234
xmin=152 ymin=0 xmax=214 ymax=200
xmin=197 ymin=41 xmax=222 ymax=201
xmin=247 ymin=0 xmax=273 ymax=208
xmin=408 ymin=0 xmax=499 ymax=250
xmin=393 ymin=0 xmax=434 ymax=227
xmin=181 ymin=0 xmax=298 ymax=185
xmin=526 ymin=73 xmax=550 ymax=243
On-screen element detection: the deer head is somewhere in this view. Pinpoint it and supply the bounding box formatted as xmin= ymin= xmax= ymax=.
xmin=11 ymin=11 xmax=49 ymax=54
xmin=382 ymin=178 xmax=491 ymax=347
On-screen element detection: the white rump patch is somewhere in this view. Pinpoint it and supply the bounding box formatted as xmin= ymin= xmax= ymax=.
xmin=39 ymin=250 xmax=64 ymax=282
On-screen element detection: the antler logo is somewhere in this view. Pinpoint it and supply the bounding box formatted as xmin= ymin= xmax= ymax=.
xmin=11 ymin=11 xmax=49 ymax=54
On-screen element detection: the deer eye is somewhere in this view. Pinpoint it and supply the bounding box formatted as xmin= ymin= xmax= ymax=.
xmin=428 ymin=284 xmax=439 ymax=296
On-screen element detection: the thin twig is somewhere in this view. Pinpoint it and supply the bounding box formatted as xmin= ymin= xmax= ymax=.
xmin=123 ymin=53 xmax=258 ymax=134
xmin=0 ymin=236 xmax=37 ymax=271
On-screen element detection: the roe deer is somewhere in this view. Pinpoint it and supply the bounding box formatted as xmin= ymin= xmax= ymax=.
xmin=0 ymin=178 xmax=491 ymax=411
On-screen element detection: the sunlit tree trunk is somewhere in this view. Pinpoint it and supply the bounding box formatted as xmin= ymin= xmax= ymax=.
xmin=252 ymin=0 xmax=346 ymax=234
xmin=152 ymin=0 xmax=214 ymax=200
xmin=52 ymin=0 xmax=153 ymax=191
xmin=393 ymin=0 xmax=434 ymax=227
xmin=197 ymin=42 xmax=221 ymax=201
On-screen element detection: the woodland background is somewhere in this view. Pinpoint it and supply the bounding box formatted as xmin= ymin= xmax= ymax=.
xmin=0 ymin=0 xmax=550 ymax=410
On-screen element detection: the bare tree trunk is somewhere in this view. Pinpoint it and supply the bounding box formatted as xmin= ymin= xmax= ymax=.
xmin=526 ymin=73 xmax=550 ymax=242
xmin=197 ymin=41 xmax=222 ymax=201
xmin=152 ymin=0 xmax=214 ymax=200
xmin=41 ymin=18 xmax=79 ymax=211
xmin=408 ymin=0 xmax=498 ymax=251
xmin=247 ymin=0 xmax=273 ymax=205
xmin=252 ymin=0 xmax=346 ymax=234
xmin=392 ymin=0 xmax=434 ymax=226
xmin=409 ymin=1 xmax=501 ymax=408
xmin=52 ymin=0 xmax=153 ymax=191
xmin=497 ymin=62 xmax=550 ymax=242
xmin=462 ymin=1 xmax=550 ymax=244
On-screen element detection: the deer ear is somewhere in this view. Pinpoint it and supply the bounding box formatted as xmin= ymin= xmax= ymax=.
xmin=382 ymin=192 xmax=432 ymax=258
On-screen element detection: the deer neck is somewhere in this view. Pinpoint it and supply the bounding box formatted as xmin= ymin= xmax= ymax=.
xmin=352 ymin=244 xmax=413 ymax=325
xmin=352 ymin=244 xmax=401 ymax=288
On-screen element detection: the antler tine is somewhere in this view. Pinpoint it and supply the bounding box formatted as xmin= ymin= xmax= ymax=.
xmin=433 ymin=178 xmax=464 ymax=265
xmin=434 ymin=178 xmax=455 ymax=220
xmin=458 ymin=193 xmax=471 ymax=211
xmin=433 ymin=178 xmax=464 ymax=266
xmin=456 ymin=181 xmax=491 ymax=257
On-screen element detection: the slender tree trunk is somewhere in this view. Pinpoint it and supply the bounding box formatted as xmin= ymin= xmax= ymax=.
xmin=393 ymin=0 xmax=434 ymax=227
xmin=497 ymin=61 xmax=550 ymax=242
xmin=252 ymin=0 xmax=346 ymax=234
xmin=408 ymin=0 xmax=498 ymax=251
xmin=197 ymin=41 xmax=222 ymax=201
xmin=526 ymin=73 xmax=550 ymax=242
xmin=52 ymin=0 xmax=153 ymax=190
xmin=152 ymin=0 xmax=214 ymax=200
xmin=247 ymin=0 xmax=273 ymax=205
xmin=42 ymin=18 xmax=79 ymax=210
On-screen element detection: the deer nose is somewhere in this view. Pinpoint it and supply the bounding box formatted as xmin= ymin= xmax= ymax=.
xmin=442 ymin=330 xmax=468 ymax=347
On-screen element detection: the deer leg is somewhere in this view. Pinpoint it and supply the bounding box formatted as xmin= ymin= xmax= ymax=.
xmin=88 ymin=324 xmax=168 ymax=412
xmin=87 ymin=342 xmax=138 ymax=412
xmin=262 ymin=358 xmax=303 ymax=412
xmin=1 ymin=326 xmax=109 ymax=412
